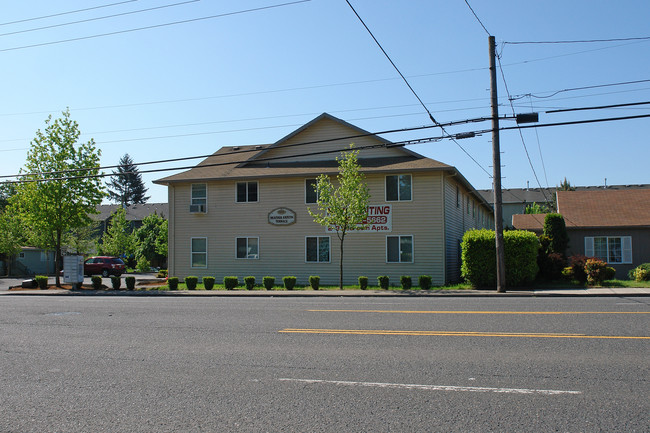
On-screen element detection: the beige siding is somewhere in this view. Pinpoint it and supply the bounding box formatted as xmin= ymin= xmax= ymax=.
xmin=170 ymin=172 xmax=447 ymax=286
xmin=263 ymin=117 xmax=406 ymax=163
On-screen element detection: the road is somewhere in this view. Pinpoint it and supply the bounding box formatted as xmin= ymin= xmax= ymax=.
xmin=0 ymin=296 xmax=648 ymax=432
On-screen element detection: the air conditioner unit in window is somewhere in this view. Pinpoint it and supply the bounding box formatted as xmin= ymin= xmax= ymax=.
xmin=189 ymin=204 xmax=206 ymax=213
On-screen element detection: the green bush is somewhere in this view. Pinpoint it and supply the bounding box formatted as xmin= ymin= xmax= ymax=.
xmin=244 ymin=276 xmax=256 ymax=290
xmin=110 ymin=275 xmax=121 ymax=290
xmin=91 ymin=275 xmax=102 ymax=290
xmin=629 ymin=263 xmax=650 ymax=281
xmin=309 ymin=276 xmax=320 ymax=290
xmin=224 ymin=276 xmax=239 ymax=290
xmin=157 ymin=269 xmax=168 ymax=278
xmin=377 ymin=275 xmax=389 ymax=289
xmin=136 ymin=256 xmax=151 ymax=273
xmin=185 ymin=276 xmax=198 ymax=290
xmin=538 ymin=252 xmax=566 ymax=281
xmin=203 ymin=276 xmax=215 ymax=290
xmin=400 ymin=275 xmax=412 ymax=290
xmin=543 ymin=213 xmax=569 ymax=256
xmin=126 ymin=276 xmax=136 ymax=290
xmin=167 ymin=277 xmax=179 ymax=290
xmin=263 ymin=276 xmax=275 ymax=290
xmin=461 ymin=229 xmax=539 ymax=288
xmin=603 ymin=266 xmax=616 ymax=281
xmin=35 ymin=275 xmax=48 ymax=290
xmin=283 ymin=276 xmax=297 ymax=290
xmin=358 ymin=276 xmax=368 ymax=290
xmin=419 ymin=275 xmax=432 ymax=290
xmin=568 ymin=255 xmax=589 ymax=284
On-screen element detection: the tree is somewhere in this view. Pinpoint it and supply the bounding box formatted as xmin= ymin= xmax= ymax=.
xmin=0 ymin=209 xmax=26 ymax=275
xmin=308 ymin=146 xmax=370 ymax=289
xmin=543 ymin=213 xmax=569 ymax=257
xmin=133 ymin=213 xmax=167 ymax=268
xmin=524 ymin=202 xmax=548 ymax=214
xmin=106 ymin=153 xmax=149 ymax=206
xmin=63 ymin=221 xmax=101 ymax=256
xmin=13 ymin=109 xmax=103 ymax=286
xmin=100 ymin=207 xmax=137 ymax=259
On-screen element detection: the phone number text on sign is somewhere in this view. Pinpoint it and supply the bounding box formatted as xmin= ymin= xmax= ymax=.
xmin=327 ymin=205 xmax=392 ymax=233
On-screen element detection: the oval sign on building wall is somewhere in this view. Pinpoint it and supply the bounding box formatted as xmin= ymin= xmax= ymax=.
xmin=268 ymin=208 xmax=296 ymax=226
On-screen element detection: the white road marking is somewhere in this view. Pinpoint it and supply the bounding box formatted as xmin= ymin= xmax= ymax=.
xmin=278 ymin=378 xmax=582 ymax=395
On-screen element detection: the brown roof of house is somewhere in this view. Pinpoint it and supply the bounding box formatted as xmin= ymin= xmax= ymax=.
xmin=512 ymin=189 xmax=650 ymax=230
xmin=557 ymin=189 xmax=650 ymax=228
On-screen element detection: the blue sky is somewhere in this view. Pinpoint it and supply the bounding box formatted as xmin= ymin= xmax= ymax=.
xmin=2 ymin=0 xmax=649 ymax=203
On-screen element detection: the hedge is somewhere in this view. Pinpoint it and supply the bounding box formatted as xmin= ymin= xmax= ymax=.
xmin=461 ymin=229 xmax=539 ymax=287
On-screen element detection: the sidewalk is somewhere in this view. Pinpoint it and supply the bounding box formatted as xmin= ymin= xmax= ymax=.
xmin=1 ymin=286 xmax=649 ymax=297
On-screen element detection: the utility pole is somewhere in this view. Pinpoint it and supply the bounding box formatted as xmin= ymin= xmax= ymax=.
xmin=489 ymin=35 xmax=506 ymax=292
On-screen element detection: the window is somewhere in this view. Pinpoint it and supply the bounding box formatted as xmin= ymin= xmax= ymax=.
xmin=236 ymin=181 xmax=258 ymax=202
xmin=191 ymin=184 xmax=207 ymax=206
xmin=305 ymin=179 xmax=318 ymax=204
xmin=191 ymin=237 xmax=207 ymax=268
xmin=306 ymin=236 xmax=330 ymax=263
xmin=236 ymin=237 xmax=259 ymax=259
xmin=386 ymin=175 xmax=411 ymax=201
xmin=585 ymin=236 xmax=632 ymax=264
xmin=387 ymin=235 xmax=413 ymax=263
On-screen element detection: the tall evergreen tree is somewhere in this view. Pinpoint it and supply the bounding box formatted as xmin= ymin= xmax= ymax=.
xmin=106 ymin=154 xmax=149 ymax=206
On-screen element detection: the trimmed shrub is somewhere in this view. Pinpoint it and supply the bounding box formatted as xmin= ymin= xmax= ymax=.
xmin=91 ymin=275 xmax=102 ymax=290
xmin=167 ymin=277 xmax=179 ymax=290
xmin=35 ymin=275 xmax=48 ymax=290
xmin=283 ymin=276 xmax=297 ymax=290
xmin=377 ymin=275 xmax=389 ymax=289
xmin=538 ymin=252 xmax=566 ymax=281
xmin=629 ymin=263 xmax=650 ymax=281
xmin=461 ymin=229 xmax=539 ymax=288
xmin=603 ymin=266 xmax=616 ymax=281
xmin=185 ymin=276 xmax=198 ymax=290
xmin=309 ymin=276 xmax=320 ymax=290
xmin=224 ymin=276 xmax=239 ymax=290
xmin=584 ymin=258 xmax=609 ymax=285
xmin=203 ymin=276 xmax=215 ymax=290
xmin=358 ymin=276 xmax=368 ymax=290
xmin=157 ymin=269 xmax=168 ymax=278
xmin=568 ymin=255 xmax=589 ymax=284
xmin=419 ymin=275 xmax=432 ymax=290
xmin=400 ymin=275 xmax=412 ymax=290
xmin=136 ymin=256 xmax=151 ymax=273
xmin=126 ymin=276 xmax=136 ymax=290
xmin=543 ymin=213 xmax=569 ymax=256
xmin=244 ymin=276 xmax=256 ymax=290
xmin=111 ymin=275 xmax=121 ymax=290
xmin=263 ymin=276 xmax=275 ymax=290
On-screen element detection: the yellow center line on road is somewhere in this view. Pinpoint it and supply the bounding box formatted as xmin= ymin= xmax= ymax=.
xmin=279 ymin=328 xmax=650 ymax=339
xmin=307 ymin=309 xmax=650 ymax=315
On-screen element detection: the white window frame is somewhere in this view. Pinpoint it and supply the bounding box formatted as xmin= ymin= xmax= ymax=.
xmin=584 ymin=236 xmax=632 ymax=264
xmin=190 ymin=237 xmax=208 ymax=268
xmin=305 ymin=178 xmax=319 ymax=204
xmin=385 ymin=174 xmax=412 ymax=202
xmin=305 ymin=236 xmax=330 ymax=263
xmin=386 ymin=235 xmax=414 ymax=263
xmin=236 ymin=181 xmax=259 ymax=203
xmin=191 ymin=183 xmax=207 ymax=206
xmin=236 ymin=237 xmax=259 ymax=259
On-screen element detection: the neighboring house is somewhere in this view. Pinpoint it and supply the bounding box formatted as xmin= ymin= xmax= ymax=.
xmin=512 ymin=189 xmax=650 ymax=279
xmin=478 ymin=183 xmax=650 ymax=229
xmin=10 ymin=247 xmax=55 ymax=276
xmin=154 ymin=113 xmax=493 ymax=285
xmin=93 ymin=203 xmax=169 ymax=233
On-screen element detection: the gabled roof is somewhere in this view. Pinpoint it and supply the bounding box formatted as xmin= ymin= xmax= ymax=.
xmin=512 ymin=189 xmax=650 ymax=230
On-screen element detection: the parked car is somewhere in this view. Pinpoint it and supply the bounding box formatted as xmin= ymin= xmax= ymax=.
xmin=84 ymin=256 xmax=125 ymax=277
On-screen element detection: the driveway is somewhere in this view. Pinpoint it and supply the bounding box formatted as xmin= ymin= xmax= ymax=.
xmin=0 ymin=273 xmax=161 ymax=291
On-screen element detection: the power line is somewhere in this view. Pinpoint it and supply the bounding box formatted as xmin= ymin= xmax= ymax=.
xmin=504 ymin=36 xmax=650 ymax=45
xmin=0 ymin=1 xmax=311 ymax=53
xmin=545 ymin=100 xmax=650 ymax=114
xmin=0 ymin=0 xmax=138 ymax=26
xmin=0 ymin=0 xmax=200 ymax=38
xmin=463 ymin=0 xmax=491 ymax=36
xmin=509 ymin=79 xmax=650 ymax=101
xmin=344 ymin=0 xmax=491 ymax=177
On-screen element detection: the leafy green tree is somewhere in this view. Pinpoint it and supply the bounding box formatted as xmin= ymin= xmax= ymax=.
xmin=0 ymin=209 xmax=26 ymax=275
xmin=64 ymin=221 xmax=101 ymax=256
xmin=308 ymin=146 xmax=370 ymax=289
xmin=134 ymin=213 xmax=167 ymax=267
xmin=524 ymin=202 xmax=548 ymax=214
xmin=106 ymin=153 xmax=149 ymax=206
xmin=100 ymin=207 xmax=137 ymax=259
xmin=0 ymin=184 xmax=16 ymax=212
xmin=13 ymin=109 xmax=103 ymax=286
